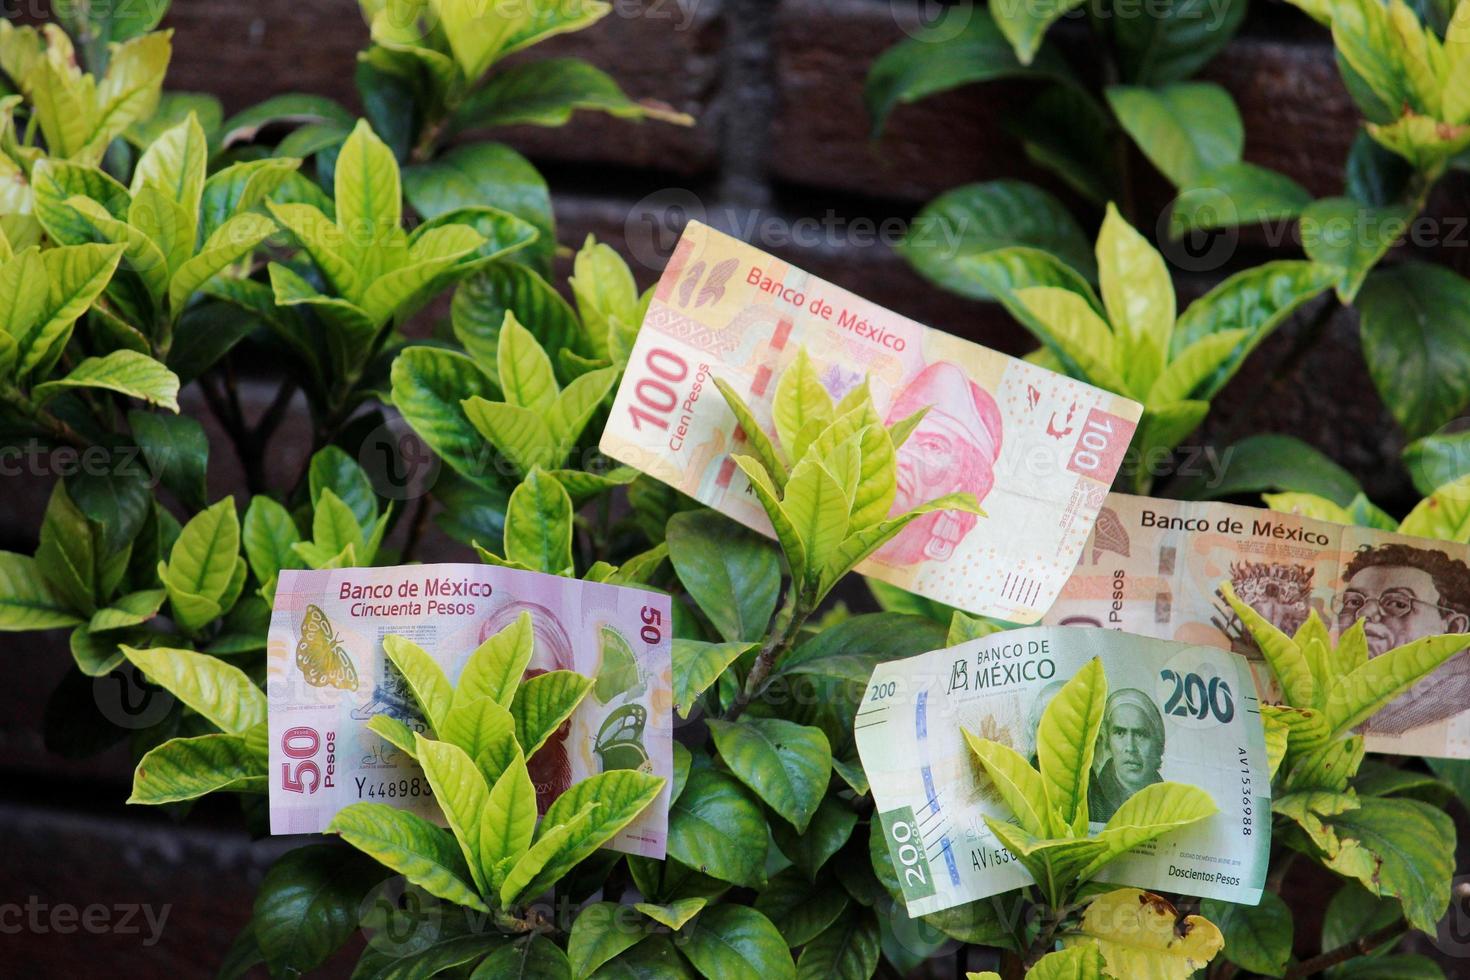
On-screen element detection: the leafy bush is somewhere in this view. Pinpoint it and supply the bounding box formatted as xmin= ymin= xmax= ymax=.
xmin=0 ymin=0 xmax=1468 ymax=978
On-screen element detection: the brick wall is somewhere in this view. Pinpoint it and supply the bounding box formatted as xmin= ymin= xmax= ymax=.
xmin=5 ymin=0 xmax=1470 ymax=974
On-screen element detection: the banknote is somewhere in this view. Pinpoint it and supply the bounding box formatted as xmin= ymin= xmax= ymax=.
xmin=1045 ymin=493 xmax=1470 ymax=758
xmin=600 ymin=221 xmax=1142 ymax=623
xmin=855 ymin=627 xmax=1269 ymax=915
xmin=266 ymin=564 xmax=673 ymax=856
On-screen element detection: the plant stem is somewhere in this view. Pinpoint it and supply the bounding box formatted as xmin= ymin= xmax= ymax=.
xmin=0 ymin=385 xmax=93 ymax=448
xmin=1283 ymin=919 xmax=1407 ymax=978
xmin=725 ymin=590 xmax=803 ymax=720
xmin=401 ymin=494 xmax=432 ymax=563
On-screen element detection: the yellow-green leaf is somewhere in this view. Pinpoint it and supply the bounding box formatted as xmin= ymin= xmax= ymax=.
xmin=462 ymin=397 xmax=556 ymax=476
xmin=511 ymin=670 xmax=594 ymax=756
xmin=732 ymin=454 xmax=806 ymax=584
xmin=1097 ymin=203 xmax=1174 ymax=391
xmin=715 ymin=378 xmax=789 ymax=489
xmin=773 ymin=348 xmax=834 ymax=464
xmin=499 ymin=802 xmax=599 ymax=907
xmin=120 ymin=644 xmax=265 ymax=734
xmin=33 ymin=350 xmax=180 ymax=411
xmin=454 ymin=610 xmax=534 ymax=710
xmin=496 ymin=310 xmax=559 ymax=412
xmin=129 ymin=733 xmax=265 ymax=804
xmin=1219 ymin=582 xmax=1315 ymax=707
xmin=1325 ymin=632 xmax=1470 ymax=735
xmin=439 ymin=697 xmax=515 ymax=763
xmin=1077 ymin=782 xmax=1218 ymax=880
xmin=503 ymin=467 xmax=574 ymax=574
xmin=1015 ymin=286 xmax=1128 ymax=395
xmin=482 ymin=748 xmax=537 ymax=894
xmin=783 ymin=458 xmax=848 ymax=586
xmin=1036 ymin=657 xmax=1107 ymax=835
xmin=514 ymin=769 xmax=665 ymax=899
xmin=328 ymin=802 xmax=488 ymax=912
xmin=382 ymin=634 xmax=453 ymax=732
xmin=963 ymin=732 xmax=1048 ymax=838
xmin=1065 ymin=887 xmax=1223 ymax=980
xmin=413 ymin=734 xmax=493 ymax=893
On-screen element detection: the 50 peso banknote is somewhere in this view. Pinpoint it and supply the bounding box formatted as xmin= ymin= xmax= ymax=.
xmin=855 ymin=627 xmax=1270 ymax=916
xmin=266 ymin=564 xmax=674 ymax=856
xmin=599 ymin=221 xmax=1142 ymax=623
xmin=1045 ymin=493 xmax=1470 ymax=758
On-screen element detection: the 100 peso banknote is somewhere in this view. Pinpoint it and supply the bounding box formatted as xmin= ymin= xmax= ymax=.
xmin=1045 ymin=493 xmax=1470 ymax=758
xmin=600 ymin=221 xmax=1142 ymax=623
xmin=266 ymin=564 xmax=674 ymax=856
xmin=855 ymin=627 xmax=1270 ymax=915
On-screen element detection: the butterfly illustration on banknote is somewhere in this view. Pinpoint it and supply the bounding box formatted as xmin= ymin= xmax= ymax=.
xmin=295 ymin=604 xmax=360 ymax=691
xmin=594 ymin=704 xmax=653 ymax=774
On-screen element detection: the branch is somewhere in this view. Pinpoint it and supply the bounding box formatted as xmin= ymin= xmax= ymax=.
xmin=1283 ymin=919 xmax=1407 ymax=978
xmin=724 ymin=591 xmax=802 ymax=721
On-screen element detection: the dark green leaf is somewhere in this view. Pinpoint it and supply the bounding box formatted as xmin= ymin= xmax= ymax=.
xmin=1113 ymin=0 xmax=1248 ymax=85
xmin=390 ymin=346 xmax=503 ymax=492
xmin=794 ymin=906 xmax=879 ymax=980
xmin=897 ymin=180 xmax=1096 ymax=302
xmin=451 ymin=262 xmax=582 ymax=375
xmin=1201 ymin=892 xmax=1291 ymax=977
xmin=1322 ymin=796 xmax=1454 ymax=933
xmin=1107 ymin=82 xmax=1242 ymax=186
xmin=454 ymin=59 xmax=665 ymax=130
xmin=310 ymin=445 xmax=379 ymax=528
xmin=568 ymin=902 xmax=648 ymax=978
xmin=129 ymin=409 xmax=208 ymax=510
xmin=666 ymin=510 xmax=780 ymax=643
xmin=865 ymin=9 xmax=1074 ymax=135
xmin=1347 ymin=132 xmax=1414 ymax=208
xmin=679 ymin=905 xmax=794 ymax=980
xmin=1169 ymin=162 xmax=1313 ymax=235
xmin=1301 ymin=197 xmax=1412 ymax=302
xmin=667 ymin=769 xmax=768 ymax=888
xmin=1007 ymin=86 xmax=1117 ymax=205
xmin=253 ymin=844 xmax=388 ymax=977
xmin=471 ymin=936 xmax=571 ymax=979
xmin=129 ymin=733 xmax=265 ymax=803
xmin=404 ymin=143 xmax=554 ymax=273
xmin=706 ymin=718 xmax=831 ymax=831
xmin=588 ymin=935 xmax=696 ymax=979
xmin=1360 ymin=262 xmax=1470 ymax=438
xmin=753 ymin=869 xmax=850 ymax=947
xmin=1171 ymin=434 xmax=1361 ymax=504
xmin=771 ymin=795 xmax=858 ymax=879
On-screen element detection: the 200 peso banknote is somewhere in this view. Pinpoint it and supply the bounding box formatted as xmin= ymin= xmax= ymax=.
xmin=855 ymin=627 xmax=1270 ymax=915
xmin=600 ymin=221 xmax=1142 ymax=623
xmin=1045 ymin=493 xmax=1470 ymax=758
xmin=266 ymin=564 xmax=673 ymax=856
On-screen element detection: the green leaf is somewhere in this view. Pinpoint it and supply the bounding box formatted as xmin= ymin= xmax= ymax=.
xmin=439 ymin=698 xmax=516 ymax=766
xmin=391 ymin=346 xmax=504 ymax=491
xmin=430 ymin=0 xmax=525 ymax=80
xmin=866 ymin=10 xmax=1075 ymax=134
xmin=569 ymin=235 xmax=638 ymax=357
xmin=1321 ymin=796 xmax=1454 ymax=933
xmin=1169 ymin=260 xmax=1335 ymax=399
xmin=1172 ymin=433 xmax=1361 ymax=504
xmin=383 ymin=634 xmax=454 ymax=732
xmin=130 ymin=113 xmax=208 ymax=234
xmin=964 ymin=732 xmax=1049 ymax=838
xmin=500 ymin=802 xmax=600 ymax=906
xmin=667 ymin=510 xmax=780 ymax=644
xmin=90 ymin=588 xmax=166 ymax=632
xmin=307 ymin=488 xmax=364 ymax=561
xmin=0 ymin=551 xmax=82 ymax=630
xmin=1399 ymin=473 xmax=1470 ymax=540
xmin=1200 ymin=893 xmax=1289 ymax=977
xmin=366 ymin=715 xmax=419 ymax=759
xmin=353 ymin=932 xmax=501 ymax=980
xmin=783 ymin=458 xmax=848 ymax=584
xmin=463 ymin=397 xmax=556 ymax=477
xmin=404 ymin=142 xmax=554 ymax=274
xmin=121 ymin=645 xmax=265 ymax=734
xmin=512 ymin=670 xmax=595 ymax=757
xmin=548 ymin=368 xmax=617 ymax=458
xmin=1359 ymin=262 xmax=1470 ymax=439
xmin=327 ymin=803 xmax=488 ymax=912
xmin=242 ymin=496 xmax=300 ymax=587
xmin=681 ymin=905 xmax=795 ymax=980
xmin=672 ymin=639 xmax=757 ymax=718
xmin=635 ymin=898 xmax=707 ymax=932
xmin=1169 ymin=162 xmax=1314 ymax=236
xmin=569 ymin=902 xmax=647 ymax=978
xmin=1096 ymin=203 xmax=1173 ymax=390
xmin=472 ymin=936 xmax=572 ymax=979
xmin=755 ymin=869 xmax=850 ymax=947
xmin=129 ymin=733 xmax=265 ymax=803
xmin=33 ymin=350 xmax=180 ymax=410
xmin=1077 ymin=781 xmax=1218 ymax=879
xmin=668 ymin=769 xmax=769 ymax=888
xmin=482 ymin=749 xmax=537 ymax=894
xmin=717 ymin=384 xmax=790 ymax=492
xmin=414 ymin=734 xmax=495 ymax=894
xmin=504 ymin=468 xmax=574 ymax=574
xmin=1325 ymin=632 xmax=1470 ymax=734
xmin=164 ymin=496 xmax=240 ymax=602
xmin=1014 ymin=286 xmax=1127 ymax=393
xmin=308 ymin=445 xmax=378 ymax=528
xmin=1113 ymin=0 xmax=1247 ymax=85
xmin=992 ymin=0 xmax=1088 ymax=64
xmin=129 ymin=410 xmax=207 ymax=511
xmin=334 ymin=119 xmax=401 ymax=262
xmin=1146 ymin=329 xmax=1251 ymax=407
xmin=456 ymin=58 xmax=671 ymax=130
xmin=795 ymin=906 xmax=879 ymax=980
xmin=706 ymin=717 xmax=831 ymax=832
xmin=772 ymin=348 xmax=835 ymax=464
xmin=770 ymin=795 xmax=857 ymax=880
xmin=513 ymin=770 xmax=666 ymax=900
xmin=16 ymin=243 xmax=126 ymax=376
xmin=1107 ymin=83 xmax=1243 ymax=186
xmin=168 ymin=211 xmax=277 ymax=316
xmin=130 ymin=184 xmax=195 ymax=279
xmin=456 ymin=611 xmax=535 ymax=710
xmin=1301 ymin=197 xmax=1413 ymax=303
xmin=452 ymin=262 xmax=580 ymax=373
xmin=1220 ymin=582 xmax=1316 ymax=707
xmin=1020 ymin=946 xmax=1104 ymax=980
xmin=1036 ymin=657 xmax=1107 ymax=835
xmin=252 ymin=845 xmax=386 ymax=978
xmin=496 ymin=311 xmax=560 ymax=412
xmin=198 ymin=156 xmax=300 ymax=240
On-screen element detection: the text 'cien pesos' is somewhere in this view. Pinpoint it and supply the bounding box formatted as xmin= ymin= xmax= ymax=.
xmin=747 ymin=265 xmax=906 ymax=350
xmin=336 ymin=577 xmax=493 ymax=618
